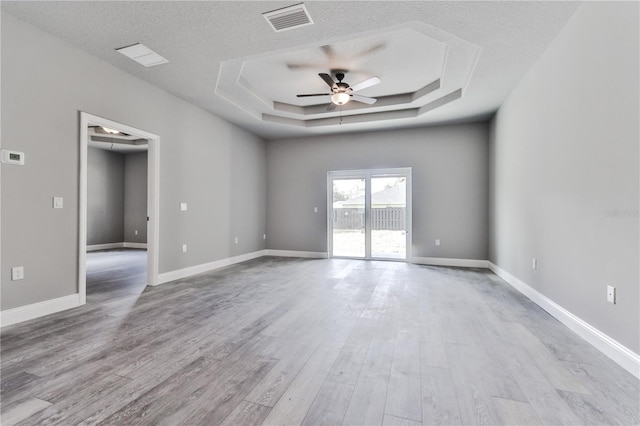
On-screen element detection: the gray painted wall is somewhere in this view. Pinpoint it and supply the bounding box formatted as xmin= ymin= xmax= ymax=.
xmin=266 ymin=123 xmax=489 ymax=259
xmin=489 ymin=2 xmax=639 ymax=352
xmin=124 ymin=152 xmax=148 ymax=244
xmin=1 ymin=14 xmax=267 ymax=310
xmin=87 ymin=147 xmax=125 ymax=245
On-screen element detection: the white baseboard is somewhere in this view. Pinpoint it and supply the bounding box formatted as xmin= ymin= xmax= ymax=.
xmin=488 ymin=262 xmax=640 ymax=379
xmin=123 ymin=242 xmax=147 ymax=249
xmin=86 ymin=243 xmax=123 ymax=251
xmin=412 ymin=257 xmax=489 ymax=268
xmin=1 ymin=293 xmax=83 ymax=328
xmin=156 ymin=250 xmax=266 ymax=285
xmin=87 ymin=242 xmax=147 ymax=251
xmin=264 ymin=250 xmax=328 ymax=259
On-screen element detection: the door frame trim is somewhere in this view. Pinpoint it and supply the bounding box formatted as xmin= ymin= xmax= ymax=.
xmin=327 ymin=167 xmax=412 ymax=261
xmin=79 ymin=112 xmax=160 ymax=304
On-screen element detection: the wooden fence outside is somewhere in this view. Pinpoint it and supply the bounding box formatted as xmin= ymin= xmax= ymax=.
xmin=333 ymin=207 xmax=406 ymax=230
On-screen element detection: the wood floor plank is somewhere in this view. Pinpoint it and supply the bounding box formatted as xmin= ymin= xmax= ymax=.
xmin=342 ymin=323 xmax=397 ymax=426
xmin=382 ymin=413 xmax=422 ymax=426
xmin=505 ymin=321 xmax=591 ymax=395
xmin=503 ymin=341 xmax=583 ymax=425
xmin=220 ymin=401 xmax=272 ymax=426
xmin=445 ymin=342 xmax=504 ymax=425
xmin=557 ymin=389 xmax=636 ymax=425
xmin=326 ymin=317 xmax=377 ymax=386
xmin=244 ymin=327 xmax=324 ymax=407
xmin=16 ymin=374 xmax=131 ymax=425
xmin=561 ymin=361 xmax=640 ymax=424
xmin=1 ymin=397 xmax=52 ymax=426
xmin=261 ymin=345 xmax=341 ymax=425
xmin=420 ymin=366 xmax=462 ymax=426
xmin=492 ymin=397 xmax=542 ymax=425
xmin=301 ymin=380 xmax=353 ymax=425
xmin=385 ymin=326 xmax=422 ymax=422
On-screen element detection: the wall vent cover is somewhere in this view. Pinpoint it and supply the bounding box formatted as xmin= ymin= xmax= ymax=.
xmin=263 ymin=3 xmax=313 ymax=32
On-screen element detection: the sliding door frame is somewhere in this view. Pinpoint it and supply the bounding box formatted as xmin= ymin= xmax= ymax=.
xmin=327 ymin=167 xmax=412 ymax=261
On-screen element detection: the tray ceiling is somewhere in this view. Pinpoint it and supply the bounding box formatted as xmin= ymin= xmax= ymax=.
xmin=1 ymin=1 xmax=582 ymax=139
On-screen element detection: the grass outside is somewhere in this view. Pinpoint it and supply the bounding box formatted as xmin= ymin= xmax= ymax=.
xmin=332 ymin=229 xmax=406 ymax=259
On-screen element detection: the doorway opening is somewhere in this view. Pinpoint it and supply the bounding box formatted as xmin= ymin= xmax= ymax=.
xmin=328 ymin=168 xmax=412 ymax=261
xmin=79 ymin=112 xmax=160 ymax=305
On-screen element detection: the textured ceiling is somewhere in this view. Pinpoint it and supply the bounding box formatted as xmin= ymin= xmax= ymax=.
xmin=1 ymin=1 xmax=582 ymax=140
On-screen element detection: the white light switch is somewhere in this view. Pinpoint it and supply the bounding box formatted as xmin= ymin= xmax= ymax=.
xmin=53 ymin=197 xmax=63 ymax=209
xmin=180 ymin=203 xmax=187 ymax=211
xmin=435 ymin=239 xmax=440 ymax=246
xmin=314 ymin=207 xmax=318 ymax=213
xmin=182 ymin=244 xmax=187 ymax=253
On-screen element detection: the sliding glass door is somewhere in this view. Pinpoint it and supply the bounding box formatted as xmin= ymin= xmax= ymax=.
xmin=328 ymin=168 xmax=411 ymax=261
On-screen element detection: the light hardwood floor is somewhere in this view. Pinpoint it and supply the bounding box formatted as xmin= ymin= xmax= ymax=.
xmin=1 ymin=250 xmax=638 ymax=425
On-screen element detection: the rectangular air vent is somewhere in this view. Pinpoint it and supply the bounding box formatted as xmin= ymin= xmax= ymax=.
xmin=263 ymin=3 xmax=313 ymax=32
xmin=115 ymin=43 xmax=168 ymax=67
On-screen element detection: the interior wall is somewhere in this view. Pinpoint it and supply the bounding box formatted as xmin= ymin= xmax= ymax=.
xmin=87 ymin=147 xmax=125 ymax=245
xmin=489 ymin=1 xmax=639 ymax=352
xmin=1 ymin=13 xmax=267 ymax=310
xmin=124 ymin=151 xmax=148 ymax=244
xmin=266 ymin=123 xmax=489 ymax=259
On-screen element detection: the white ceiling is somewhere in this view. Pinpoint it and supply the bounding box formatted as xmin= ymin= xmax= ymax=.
xmin=2 ymin=1 xmax=582 ymax=140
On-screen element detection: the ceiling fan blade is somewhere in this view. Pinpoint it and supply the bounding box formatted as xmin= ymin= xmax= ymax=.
xmin=319 ymin=73 xmax=336 ymax=88
xmin=353 ymin=42 xmax=386 ymax=59
xmin=320 ymin=45 xmax=337 ymax=60
xmin=297 ymin=93 xmax=331 ymax=97
xmin=351 ymin=94 xmax=377 ymax=105
xmin=327 ymin=103 xmax=336 ymax=111
xmin=350 ymin=76 xmax=381 ymax=92
xmin=287 ymin=62 xmax=321 ymax=70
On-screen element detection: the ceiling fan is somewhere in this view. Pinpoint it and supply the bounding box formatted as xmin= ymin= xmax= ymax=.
xmin=296 ymin=71 xmax=381 ymax=110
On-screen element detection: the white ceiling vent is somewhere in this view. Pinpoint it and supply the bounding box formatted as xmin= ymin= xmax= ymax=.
xmin=115 ymin=43 xmax=168 ymax=67
xmin=263 ymin=3 xmax=313 ymax=32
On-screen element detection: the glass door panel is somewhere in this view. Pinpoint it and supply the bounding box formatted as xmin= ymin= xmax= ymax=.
xmin=371 ymin=175 xmax=407 ymax=259
xmin=331 ymin=178 xmax=366 ymax=258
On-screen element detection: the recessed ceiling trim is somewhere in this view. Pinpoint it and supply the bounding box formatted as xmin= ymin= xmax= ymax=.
xmin=418 ymin=89 xmax=462 ymax=115
xmin=263 ymin=3 xmax=314 ymax=33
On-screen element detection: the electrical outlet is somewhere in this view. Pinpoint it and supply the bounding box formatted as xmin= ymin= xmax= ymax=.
xmin=180 ymin=202 xmax=187 ymax=211
xmin=435 ymin=239 xmax=440 ymax=246
xmin=607 ymin=285 xmax=616 ymax=304
xmin=314 ymin=207 xmax=318 ymax=213
xmin=234 ymin=237 xmax=239 ymax=244
xmin=532 ymin=258 xmax=537 ymax=270
xmin=263 ymin=234 xmax=266 ymax=240
xmin=135 ymin=230 xmax=138 ymax=236
xmin=182 ymin=244 xmax=187 ymax=253
xmin=11 ymin=266 xmax=24 ymax=281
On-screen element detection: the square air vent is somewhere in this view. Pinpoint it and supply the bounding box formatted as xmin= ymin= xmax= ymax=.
xmin=115 ymin=43 xmax=168 ymax=68
xmin=263 ymin=3 xmax=314 ymax=32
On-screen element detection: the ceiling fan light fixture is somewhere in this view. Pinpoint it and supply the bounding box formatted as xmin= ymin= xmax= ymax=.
xmin=102 ymin=127 xmax=120 ymax=135
xmin=331 ymin=92 xmax=350 ymax=105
